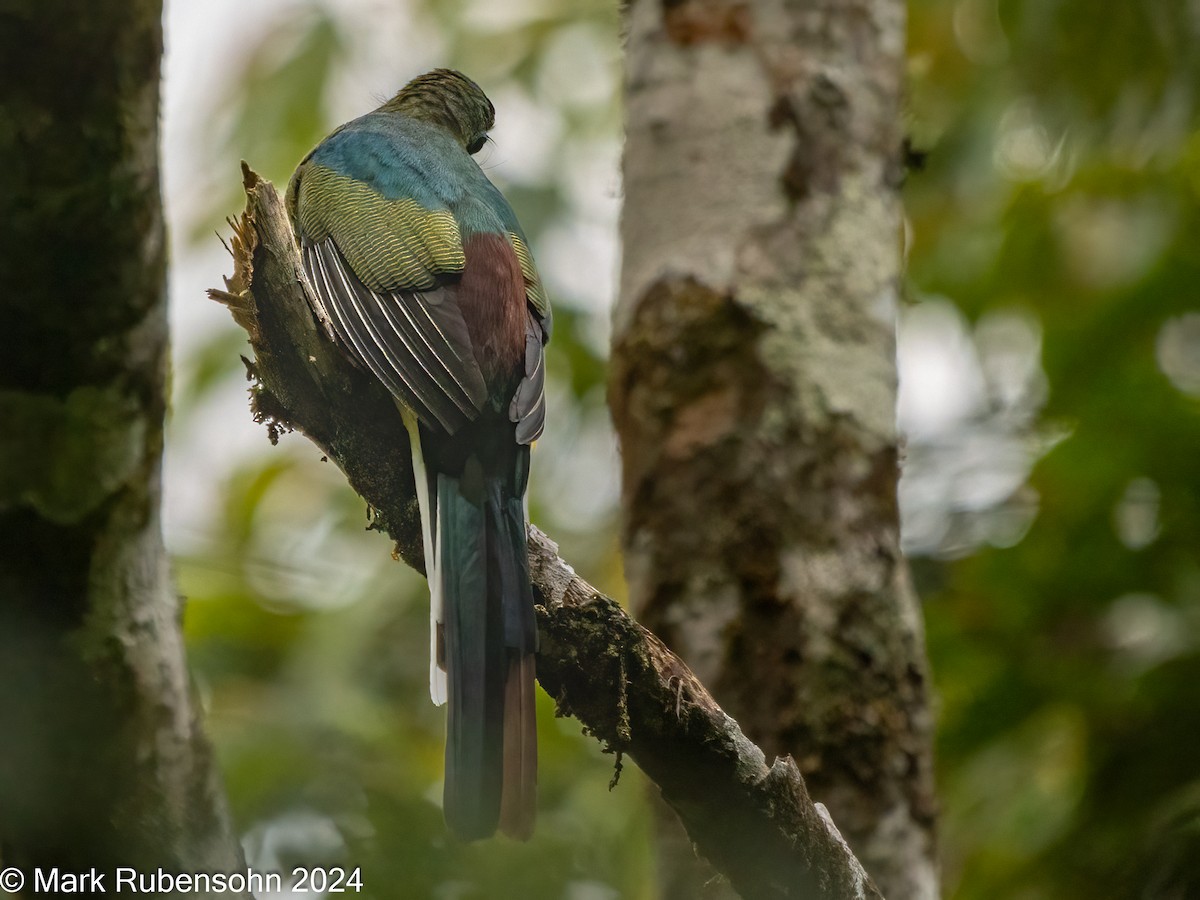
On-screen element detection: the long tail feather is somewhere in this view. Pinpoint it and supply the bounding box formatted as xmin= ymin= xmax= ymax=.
xmin=439 ymin=463 xmax=505 ymax=840
xmin=438 ymin=448 xmax=538 ymax=841
xmin=499 ymin=654 xmax=537 ymax=839
xmin=489 ymin=472 xmax=538 ymax=839
xmin=403 ymin=410 xmax=446 ymax=705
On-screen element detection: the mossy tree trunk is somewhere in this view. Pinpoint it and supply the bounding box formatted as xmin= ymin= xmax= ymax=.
xmin=0 ymin=0 xmax=245 ymax=883
xmin=611 ymin=1 xmax=939 ymax=897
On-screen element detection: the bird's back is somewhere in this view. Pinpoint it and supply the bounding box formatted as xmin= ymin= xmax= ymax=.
xmin=287 ymin=73 xmax=544 ymax=841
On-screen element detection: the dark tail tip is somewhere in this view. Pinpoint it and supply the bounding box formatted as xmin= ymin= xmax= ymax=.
xmin=444 ymin=805 xmax=499 ymax=843
xmin=443 ymin=654 xmax=536 ymax=841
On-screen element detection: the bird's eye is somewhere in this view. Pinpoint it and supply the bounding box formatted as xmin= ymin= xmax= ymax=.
xmin=467 ymin=135 xmax=486 ymax=154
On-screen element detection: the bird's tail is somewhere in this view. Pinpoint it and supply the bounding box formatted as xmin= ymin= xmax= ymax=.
xmin=433 ymin=452 xmax=537 ymax=841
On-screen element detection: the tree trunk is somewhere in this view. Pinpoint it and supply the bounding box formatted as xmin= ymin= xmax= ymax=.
xmin=0 ymin=0 xmax=246 ymax=885
xmin=611 ymin=2 xmax=939 ymax=898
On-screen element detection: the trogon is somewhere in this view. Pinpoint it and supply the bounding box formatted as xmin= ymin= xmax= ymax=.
xmin=286 ymin=69 xmax=548 ymax=841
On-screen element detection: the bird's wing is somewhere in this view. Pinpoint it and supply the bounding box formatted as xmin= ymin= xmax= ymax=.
xmin=508 ymin=308 xmax=546 ymax=445
xmin=497 ymin=216 xmax=551 ymax=445
xmin=291 ymin=156 xmax=489 ymax=434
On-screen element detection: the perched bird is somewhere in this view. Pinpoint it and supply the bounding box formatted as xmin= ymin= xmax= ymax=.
xmin=286 ymin=69 xmax=548 ymax=841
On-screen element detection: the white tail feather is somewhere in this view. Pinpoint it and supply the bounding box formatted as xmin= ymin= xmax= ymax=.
xmin=403 ymin=409 xmax=447 ymax=705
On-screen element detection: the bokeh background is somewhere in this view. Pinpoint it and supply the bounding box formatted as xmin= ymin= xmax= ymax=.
xmin=160 ymin=1 xmax=1200 ymax=897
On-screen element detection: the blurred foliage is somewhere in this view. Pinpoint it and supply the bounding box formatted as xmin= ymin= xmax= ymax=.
xmin=906 ymin=0 xmax=1200 ymax=897
xmin=168 ymin=0 xmax=1200 ymax=897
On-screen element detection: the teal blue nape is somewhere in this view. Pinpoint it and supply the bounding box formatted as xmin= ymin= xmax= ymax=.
xmin=286 ymin=68 xmax=550 ymax=842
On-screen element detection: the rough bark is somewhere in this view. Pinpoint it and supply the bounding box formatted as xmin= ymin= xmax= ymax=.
xmin=210 ymin=167 xmax=884 ymax=900
xmin=0 ymin=0 xmax=246 ymax=888
xmin=611 ymin=2 xmax=938 ymax=899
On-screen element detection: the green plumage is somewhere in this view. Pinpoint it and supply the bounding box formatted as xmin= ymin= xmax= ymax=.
xmin=287 ymin=68 xmax=545 ymax=842
xmin=438 ymin=465 xmax=506 ymax=838
xmin=294 ymin=164 xmax=465 ymax=292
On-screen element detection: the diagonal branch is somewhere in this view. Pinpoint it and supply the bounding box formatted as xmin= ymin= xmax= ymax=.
xmin=208 ymin=165 xmax=883 ymax=900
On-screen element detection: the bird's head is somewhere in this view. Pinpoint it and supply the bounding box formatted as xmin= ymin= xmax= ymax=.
xmin=383 ymin=69 xmax=496 ymax=155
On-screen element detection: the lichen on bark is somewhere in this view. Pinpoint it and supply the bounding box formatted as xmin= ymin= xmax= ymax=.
xmin=612 ymin=1 xmax=939 ymax=897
